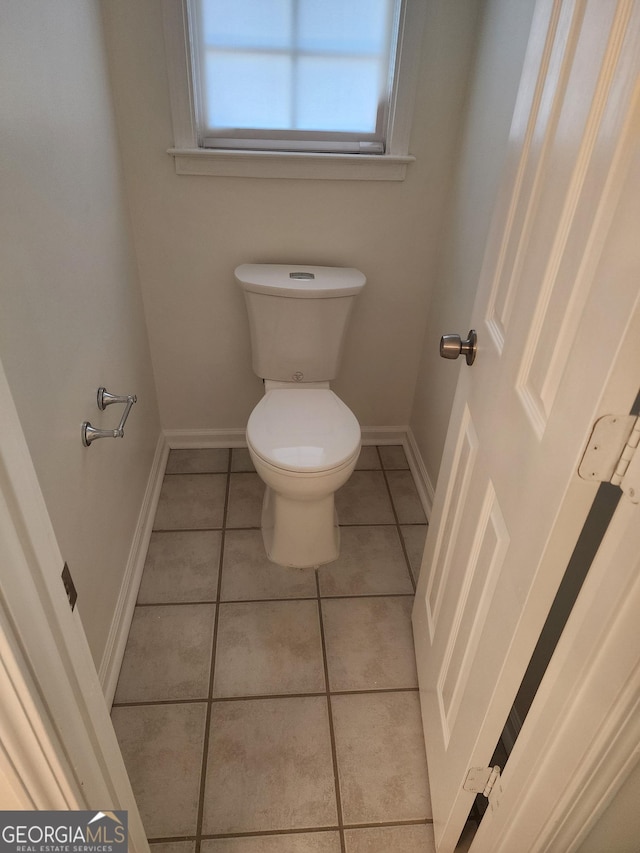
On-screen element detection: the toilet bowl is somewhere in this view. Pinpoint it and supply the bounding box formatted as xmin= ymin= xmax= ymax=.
xmin=247 ymin=386 xmax=361 ymax=567
xmin=235 ymin=263 xmax=366 ymax=567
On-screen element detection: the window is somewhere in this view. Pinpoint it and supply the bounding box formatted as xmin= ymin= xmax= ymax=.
xmin=195 ymin=0 xmax=397 ymax=154
xmin=162 ymin=0 xmax=425 ymax=179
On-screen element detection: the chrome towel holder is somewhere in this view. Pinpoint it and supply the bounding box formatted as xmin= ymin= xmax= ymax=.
xmin=82 ymin=387 xmax=137 ymax=447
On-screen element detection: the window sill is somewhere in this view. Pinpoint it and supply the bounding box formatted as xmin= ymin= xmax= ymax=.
xmin=167 ymin=147 xmax=415 ymax=181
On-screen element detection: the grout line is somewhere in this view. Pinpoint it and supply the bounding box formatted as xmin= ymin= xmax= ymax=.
xmin=316 ymin=570 xmax=347 ymax=853
xmin=335 ymin=521 xmax=403 ymax=527
xmin=342 ymin=818 xmax=433 ymax=829
xmin=330 ymin=686 xmax=419 ymax=696
xmin=320 ymin=592 xmax=415 ymax=601
xmin=148 ymin=836 xmax=197 ymax=844
xmin=148 ymin=818 xmax=435 ymax=845
xmin=206 ymin=691 xmax=328 ymax=702
xmin=133 ymin=596 xmax=320 ymax=607
xmin=193 ymin=450 xmax=231 ymax=853
xmin=397 ymin=531 xmax=417 ymax=594
xmin=132 ymin=592 xmax=416 ymax=608
xmin=148 ymin=528 xmax=224 ymax=535
xmin=217 ymin=595 xmax=318 ymax=604
xmin=152 ymin=526 xmax=225 ymax=533
xmin=164 ymin=470 xmax=230 ymax=476
xmin=133 ymin=600 xmax=218 ymax=607
xmin=377 ymin=446 xmax=417 ymax=594
xmin=111 ymin=686 xmax=421 ymax=710
xmin=150 ymin=521 xmax=427 ymax=534
xmin=198 ymin=827 xmax=341 ymax=840
xmin=112 ymin=697 xmax=209 ymax=708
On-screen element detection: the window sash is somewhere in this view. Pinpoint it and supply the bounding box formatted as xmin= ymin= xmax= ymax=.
xmin=190 ymin=0 xmax=401 ymax=154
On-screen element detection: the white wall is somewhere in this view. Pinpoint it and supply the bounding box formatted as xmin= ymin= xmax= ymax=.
xmin=100 ymin=0 xmax=482 ymax=434
xmin=410 ymin=0 xmax=537 ymax=488
xmin=0 ymin=1 xmax=161 ymax=667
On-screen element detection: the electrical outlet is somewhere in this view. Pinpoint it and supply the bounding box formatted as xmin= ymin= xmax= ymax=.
xmin=61 ymin=563 xmax=77 ymax=611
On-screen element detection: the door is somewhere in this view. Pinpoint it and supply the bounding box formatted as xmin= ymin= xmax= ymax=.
xmin=411 ymin=2 xmax=640 ymax=850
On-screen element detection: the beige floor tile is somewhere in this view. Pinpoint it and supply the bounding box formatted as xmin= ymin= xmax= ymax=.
xmin=386 ymin=470 xmax=426 ymax=524
xmin=227 ymin=473 xmax=264 ymax=528
xmin=335 ymin=471 xmax=395 ymax=525
xmin=231 ymin=447 xmax=256 ymax=472
xmin=332 ymin=692 xmax=431 ymax=824
xmin=344 ymin=825 xmax=435 ymax=853
xmin=400 ymin=524 xmax=428 ymax=585
xmin=322 ymin=597 xmax=417 ymax=691
xmin=318 ymin=526 xmax=413 ymax=596
xmin=150 ymin=844 xmax=196 ymax=853
xmin=154 ymin=474 xmax=226 ymax=530
xmin=202 ymin=832 xmax=341 ymax=852
xmin=378 ymin=444 xmax=409 ymax=470
xmin=221 ymin=529 xmax=317 ymax=600
xmin=112 ymin=703 xmax=206 ymax=838
xmin=355 ymin=446 xmax=381 ymax=470
xmin=137 ymin=530 xmax=221 ymax=604
xmin=203 ymin=696 xmax=338 ymax=834
xmin=213 ymin=600 xmax=325 ymax=697
xmin=166 ymin=448 xmax=229 ymax=474
xmin=114 ymin=604 xmax=215 ymax=702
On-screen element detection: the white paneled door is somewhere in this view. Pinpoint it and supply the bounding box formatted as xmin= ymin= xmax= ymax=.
xmin=412 ymin=2 xmax=640 ymax=851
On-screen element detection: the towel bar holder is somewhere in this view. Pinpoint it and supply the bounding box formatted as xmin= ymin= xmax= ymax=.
xmin=82 ymin=387 xmax=137 ymax=447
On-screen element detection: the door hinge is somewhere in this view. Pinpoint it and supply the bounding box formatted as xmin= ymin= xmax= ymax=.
xmin=463 ymin=765 xmax=501 ymax=798
xmin=578 ymin=415 xmax=640 ymax=503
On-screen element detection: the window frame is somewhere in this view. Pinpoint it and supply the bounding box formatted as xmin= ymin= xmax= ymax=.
xmin=161 ymin=0 xmax=425 ymax=180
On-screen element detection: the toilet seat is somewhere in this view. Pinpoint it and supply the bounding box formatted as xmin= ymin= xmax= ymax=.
xmin=247 ymin=389 xmax=360 ymax=473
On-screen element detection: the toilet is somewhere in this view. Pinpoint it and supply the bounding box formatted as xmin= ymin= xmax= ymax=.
xmin=235 ymin=263 xmax=366 ymax=568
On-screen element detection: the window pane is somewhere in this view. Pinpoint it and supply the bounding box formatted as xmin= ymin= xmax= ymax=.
xmin=296 ymin=57 xmax=381 ymax=132
xmin=205 ymin=52 xmax=291 ymax=129
xmin=297 ymin=0 xmax=391 ymax=54
xmin=196 ymin=0 xmax=400 ymax=145
xmin=201 ymin=0 xmax=292 ymax=50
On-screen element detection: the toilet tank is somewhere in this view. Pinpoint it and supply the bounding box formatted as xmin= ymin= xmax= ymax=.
xmin=235 ymin=264 xmax=366 ymax=383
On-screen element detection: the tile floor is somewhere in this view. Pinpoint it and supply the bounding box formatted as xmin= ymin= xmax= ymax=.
xmin=111 ymin=445 xmax=460 ymax=853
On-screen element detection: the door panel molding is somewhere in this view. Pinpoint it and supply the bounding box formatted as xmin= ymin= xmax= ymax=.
xmin=438 ymin=481 xmax=509 ymax=746
xmin=485 ymin=0 xmax=574 ymax=353
xmin=516 ymin=0 xmax=638 ymax=437
xmin=427 ymin=405 xmax=479 ymax=641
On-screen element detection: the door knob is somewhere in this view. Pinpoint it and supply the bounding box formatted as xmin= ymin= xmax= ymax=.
xmin=440 ymin=329 xmax=477 ymax=365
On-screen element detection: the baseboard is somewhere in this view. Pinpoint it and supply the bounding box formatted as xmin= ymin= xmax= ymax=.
xmin=405 ymin=427 xmax=435 ymax=521
xmin=164 ymin=426 xmax=409 ymax=449
xmin=98 ymin=432 xmax=169 ymax=707
xmin=360 ymin=426 xmax=408 ymax=446
xmin=164 ymin=428 xmax=247 ymax=448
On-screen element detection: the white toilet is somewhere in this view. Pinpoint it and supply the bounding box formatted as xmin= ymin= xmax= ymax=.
xmin=235 ymin=263 xmax=366 ymax=568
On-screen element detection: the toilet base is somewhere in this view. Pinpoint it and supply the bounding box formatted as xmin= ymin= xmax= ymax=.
xmin=261 ymin=486 xmax=340 ymax=568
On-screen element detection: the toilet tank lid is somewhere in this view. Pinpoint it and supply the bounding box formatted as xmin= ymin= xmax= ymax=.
xmin=235 ymin=264 xmax=366 ymax=298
